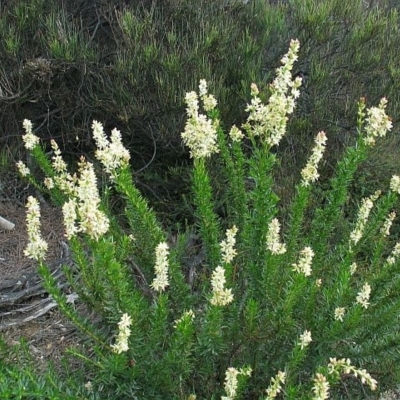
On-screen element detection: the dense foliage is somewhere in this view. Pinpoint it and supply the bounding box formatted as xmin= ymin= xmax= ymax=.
xmin=0 ymin=0 xmax=399 ymax=202
xmin=4 ymin=41 xmax=400 ymax=399
xmin=1 ymin=2 xmax=400 ymax=398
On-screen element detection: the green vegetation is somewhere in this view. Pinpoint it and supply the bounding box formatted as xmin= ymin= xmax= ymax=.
xmin=0 ymin=0 xmax=399 ymax=208
xmin=4 ymin=40 xmax=400 ymax=399
xmin=1 ymin=0 xmax=400 ymax=398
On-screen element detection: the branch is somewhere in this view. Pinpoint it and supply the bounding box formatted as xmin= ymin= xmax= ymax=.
xmin=0 ymin=215 xmax=15 ymax=230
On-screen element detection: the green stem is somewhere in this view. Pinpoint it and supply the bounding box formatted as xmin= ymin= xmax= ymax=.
xmin=115 ymin=167 xmax=165 ymax=271
xmin=242 ymin=150 xmax=279 ymax=292
xmin=192 ymin=158 xmax=221 ymax=268
xmin=38 ymin=262 xmax=108 ymax=348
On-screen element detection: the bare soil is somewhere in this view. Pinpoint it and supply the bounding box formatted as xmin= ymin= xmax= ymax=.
xmin=0 ymin=191 xmax=83 ymax=372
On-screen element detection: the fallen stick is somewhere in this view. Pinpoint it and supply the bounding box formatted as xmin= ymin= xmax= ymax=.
xmin=0 ymin=215 xmax=15 ymax=230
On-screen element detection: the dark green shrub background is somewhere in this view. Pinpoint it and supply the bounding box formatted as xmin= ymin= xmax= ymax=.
xmin=1 ymin=0 xmax=399 ymax=212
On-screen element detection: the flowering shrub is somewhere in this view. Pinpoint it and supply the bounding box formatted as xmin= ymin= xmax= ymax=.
xmin=12 ymin=40 xmax=400 ymax=399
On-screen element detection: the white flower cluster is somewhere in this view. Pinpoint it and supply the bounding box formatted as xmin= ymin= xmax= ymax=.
xmin=298 ymin=329 xmax=312 ymax=350
xmin=24 ymin=196 xmax=48 ymax=261
xmin=173 ymin=309 xmax=195 ymax=329
xmin=349 ymin=191 xmax=380 ymax=246
xmin=62 ymin=199 xmax=79 ymax=238
xmin=57 ymin=158 xmax=108 ymax=240
xmin=356 ymin=282 xmax=371 ymax=309
xmin=92 ymin=121 xmax=130 ymax=178
xmin=301 ymin=131 xmax=327 ymax=187
xmin=198 ymin=79 xmax=218 ymax=112
xmin=334 ymin=307 xmax=346 ymax=322
xmin=220 ymin=225 xmax=238 ymax=264
xmin=266 ymin=218 xmax=286 ymax=255
xmin=363 ymin=97 xmax=392 ymax=147
xmin=390 ymin=175 xmax=400 ymax=194
xmin=209 ymin=227 xmax=239 ymax=306
xmin=328 ymin=358 xmax=377 ymax=391
xmin=265 ymin=370 xmax=286 ymax=399
xmin=19 ymin=120 xmax=110 ymax=241
xmin=49 ymin=140 xmax=77 ymax=195
xmin=312 ymin=373 xmax=330 ymax=400
xmin=210 ymin=266 xmax=233 ymax=306
xmin=44 ymin=177 xmax=54 ymax=189
xmin=181 ymin=81 xmax=219 ymax=159
xmin=45 ymin=141 xmax=110 ymax=241
xmin=387 ymin=242 xmax=400 ymax=265
xmin=84 ymin=381 xmax=93 ymax=393
xmin=380 ymin=211 xmax=396 ymax=237
xmin=22 ymin=119 xmax=40 ymax=150
xmin=51 ymin=140 xmax=68 ymax=172
xmin=111 ymin=313 xmax=132 ymax=354
xmin=243 ymin=39 xmax=302 ymax=147
xmin=150 ymin=242 xmax=170 ymax=292
xmin=229 ymin=125 xmax=244 ymax=143
xmin=75 ymin=158 xmax=110 ymax=240
xmin=222 ymin=366 xmax=252 ymax=400
xmin=16 ymin=161 xmax=30 ymax=177
xmin=350 ymin=262 xmax=357 ymax=275
xmin=292 ymin=246 xmax=314 ymax=276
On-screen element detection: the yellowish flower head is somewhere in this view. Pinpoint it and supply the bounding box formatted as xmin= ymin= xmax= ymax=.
xmin=265 ymin=370 xmax=286 ymax=399
xmin=298 ymin=329 xmax=312 ymax=349
xmin=43 ymin=177 xmax=54 ymax=190
xmin=380 ymin=211 xmax=396 ymax=237
xmin=363 ymin=97 xmax=392 ymax=146
xmin=198 ymin=79 xmax=217 ymax=111
xmin=24 ymin=196 xmax=48 ymax=261
xmin=356 ymin=282 xmax=371 ymax=309
xmin=62 ymin=199 xmax=79 ymax=239
xmin=173 ymin=309 xmax=195 ymax=329
xmin=181 ymin=86 xmax=219 ymax=159
xmin=50 ymin=140 xmax=77 ymax=196
xmin=350 ymin=192 xmax=380 ymax=246
xmin=150 ymin=242 xmax=170 ymax=292
xmin=220 ymin=225 xmax=238 ymax=264
xmin=292 ymin=246 xmax=314 ymax=276
xmin=301 ymin=131 xmax=327 ymax=187
xmin=22 ymin=119 xmax=40 ymax=150
xmin=210 ymin=265 xmax=233 ymax=306
xmin=222 ymin=367 xmax=252 ymax=400
xmin=229 ymin=125 xmax=244 ymax=143
xmin=76 ymin=159 xmax=109 ymax=240
xmin=387 ymin=242 xmax=400 ymax=265
xmin=328 ymin=358 xmax=377 ymax=391
xmin=244 ymin=39 xmax=302 ymax=147
xmin=111 ymin=313 xmax=132 ymax=354
xmin=92 ymin=121 xmax=130 ymax=178
xmin=390 ymin=175 xmax=400 ymax=194
xmin=266 ymin=218 xmax=287 ymax=255
xmin=312 ymin=373 xmax=330 ymax=400
xmin=334 ymin=307 xmax=346 ymax=322
xmin=16 ymin=161 xmax=30 ymax=177
xmin=350 ymin=262 xmax=357 ymax=275
xmin=198 ymin=79 xmax=208 ymax=97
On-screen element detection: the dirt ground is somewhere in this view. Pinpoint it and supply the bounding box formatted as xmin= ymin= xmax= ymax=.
xmin=0 ymin=184 xmax=84 ymax=372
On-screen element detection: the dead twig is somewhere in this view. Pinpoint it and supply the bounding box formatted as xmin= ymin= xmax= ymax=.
xmin=0 ymin=215 xmax=15 ymax=230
